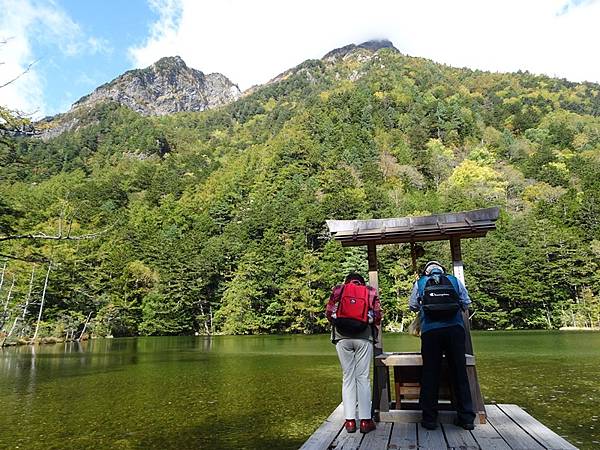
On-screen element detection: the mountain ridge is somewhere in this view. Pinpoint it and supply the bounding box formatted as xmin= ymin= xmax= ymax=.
xmin=72 ymin=55 xmax=241 ymax=115
xmin=38 ymin=56 xmax=241 ymax=138
xmin=38 ymin=40 xmax=401 ymax=138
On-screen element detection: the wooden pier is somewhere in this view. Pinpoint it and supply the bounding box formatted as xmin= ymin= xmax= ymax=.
xmin=300 ymin=403 xmax=578 ymax=450
xmin=318 ymin=209 xmax=578 ymax=449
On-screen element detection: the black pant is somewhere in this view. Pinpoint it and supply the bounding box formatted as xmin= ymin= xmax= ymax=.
xmin=420 ymin=325 xmax=475 ymax=424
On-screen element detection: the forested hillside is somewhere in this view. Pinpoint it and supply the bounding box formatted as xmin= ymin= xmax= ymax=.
xmin=2 ymin=42 xmax=600 ymax=340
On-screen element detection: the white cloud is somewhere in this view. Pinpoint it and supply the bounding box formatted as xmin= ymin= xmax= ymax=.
xmin=557 ymin=0 xmax=599 ymax=15
xmin=87 ymin=37 xmax=113 ymax=56
xmin=0 ymin=0 xmax=112 ymax=117
xmin=130 ymin=0 xmax=600 ymax=90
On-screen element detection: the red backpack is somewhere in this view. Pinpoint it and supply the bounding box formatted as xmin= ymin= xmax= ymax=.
xmin=327 ymin=281 xmax=375 ymax=335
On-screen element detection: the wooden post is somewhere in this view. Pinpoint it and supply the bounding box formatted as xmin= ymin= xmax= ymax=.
xmin=368 ymin=243 xmax=381 ymax=350
xmin=450 ymin=237 xmax=472 ymax=354
xmin=450 ymin=237 xmax=486 ymax=424
xmin=368 ymin=243 xmax=390 ymax=419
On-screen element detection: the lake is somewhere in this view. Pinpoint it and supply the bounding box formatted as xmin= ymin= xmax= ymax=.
xmin=1 ymin=331 xmax=598 ymax=450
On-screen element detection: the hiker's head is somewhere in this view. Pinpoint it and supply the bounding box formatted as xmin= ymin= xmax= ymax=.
xmin=423 ymin=261 xmax=445 ymax=276
xmin=345 ymin=272 xmax=366 ymax=285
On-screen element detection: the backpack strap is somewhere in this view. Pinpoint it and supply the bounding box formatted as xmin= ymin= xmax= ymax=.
xmin=446 ymin=274 xmax=460 ymax=295
xmin=416 ymin=275 xmax=429 ymax=300
xmin=326 ymin=284 xmax=344 ymax=322
xmin=445 ymin=274 xmax=463 ymax=310
xmin=367 ymin=286 xmax=382 ymax=326
xmin=367 ymin=286 xmax=376 ymax=309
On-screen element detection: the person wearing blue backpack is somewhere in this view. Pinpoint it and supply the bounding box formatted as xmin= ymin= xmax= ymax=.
xmin=409 ymin=261 xmax=476 ymax=431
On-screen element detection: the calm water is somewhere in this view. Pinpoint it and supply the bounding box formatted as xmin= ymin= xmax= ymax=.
xmin=1 ymin=331 xmax=598 ymax=450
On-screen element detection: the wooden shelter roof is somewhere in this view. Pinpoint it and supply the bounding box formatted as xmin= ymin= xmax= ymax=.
xmin=326 ymin=207 xmax=499 ymax=247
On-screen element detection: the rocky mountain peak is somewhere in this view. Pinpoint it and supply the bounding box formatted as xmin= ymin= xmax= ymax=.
xmin=70 ymin=56 xmax=241 ymax=117
xmin=153 ymin=55 xmax=187 ymax=68
xmin=322 ymin=39 xmax=399 ymax=61
xmin=39 ymin=56 xmax=241 ymax=138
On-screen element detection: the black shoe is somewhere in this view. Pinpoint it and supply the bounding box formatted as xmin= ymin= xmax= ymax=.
xmin=421 ymin=421 xmax=438 ymax=430
xmin=454 ymin=418 xmax=475 ymax=430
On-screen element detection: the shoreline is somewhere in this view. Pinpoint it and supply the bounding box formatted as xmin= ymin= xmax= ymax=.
xmin=3 ymin=327 xmax=600 ymax=348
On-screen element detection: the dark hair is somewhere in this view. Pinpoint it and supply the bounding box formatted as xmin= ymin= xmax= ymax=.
xmin=345 ymin=272 xmax=365 ymax=285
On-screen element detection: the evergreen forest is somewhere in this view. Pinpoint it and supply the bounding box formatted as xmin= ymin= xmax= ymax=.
xmin=2 ymin=46 xmax=600 ymax=341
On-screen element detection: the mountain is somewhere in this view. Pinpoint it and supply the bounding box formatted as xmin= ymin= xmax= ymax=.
xmin=73 ymin=56 xmax=241 ymax=115
xmin=3 ymin=40 xmax=600 ymax=340
xmin=245 ymin=39 xmax=400 ymax=94
xmin=322 ymin=39 xmax=398 ymax=61
xmin=41 ymin=40 xmax=393 ymax=136
xmin=38 ymin=56 xmax=241 ymax=138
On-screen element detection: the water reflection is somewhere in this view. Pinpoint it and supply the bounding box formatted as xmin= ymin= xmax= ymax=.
xmin=1 ymin=332 xmax=598 ymax=449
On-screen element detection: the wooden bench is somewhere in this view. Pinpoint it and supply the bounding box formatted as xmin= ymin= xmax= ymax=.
xmin=375 ymin=351 xmax=486 ymax=423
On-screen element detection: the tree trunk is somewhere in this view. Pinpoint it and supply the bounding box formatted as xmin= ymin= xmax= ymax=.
xmin=1 ymin=316 xmax=19 ymax=347
xmin=22 ymin=265 xmax=35 ymax=321
xmin=0 ymin=261 xmax=6 ymax=293
xmin=19 ymin=265 xmax=36 ymax=338
xmin=32 ymin=262 xmax=51 ymax=343
xmin=77 ymin=311 xmax=92 ymax=341
xmin=541 ymin=299 xmax=552 ymax=329
xmin=1 ymin=275 xmax=15 ymax=330
xmin=200 ymin=303 xmax=210 ymax=335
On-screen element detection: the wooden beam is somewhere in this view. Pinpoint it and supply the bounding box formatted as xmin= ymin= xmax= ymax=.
xmin=368 ymin=242 xmax=390 ymax=419
xmin=367 ymin=242 xmax=381 ymax=350
xmin=485 ymin=405 xmax=545 ymax=450
xmin=336 ymin=230 xmax=492 ymax=247
xmin=376 ymin=352 xmax=476 ymax=366
xmin=450 ymin=237 xmax=472 ymax=354
xmin=379 ymin=409 xmax=467 ymax=423
xmin=298 ymin=403 xmax=344 ymax=450
xmin=450 ymin=237 xmax=486 ymax=423
xmin=450 ymin=237 xmax=465 ymax=284
xmin=388 ymin=423 xmax=417 ymax=449
xmin=497 ymin=404 xmax=578 ymax=450
xmin=442 ymin=422 xmax=479 ymax=449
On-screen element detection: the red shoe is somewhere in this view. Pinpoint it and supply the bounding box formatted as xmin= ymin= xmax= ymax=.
xmin=360 ymin=419 xmax=376 ymax=434
xmin=344 ymin=419 xmax=357 ymax=433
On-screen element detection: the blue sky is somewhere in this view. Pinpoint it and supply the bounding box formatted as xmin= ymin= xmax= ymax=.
xmin=42 ymin=0 xmax=152 ymax=110
xmin=1 ymin=0 xmax=599 ymax=118
xmin=1 ymin=0 xmax=158 ymax=116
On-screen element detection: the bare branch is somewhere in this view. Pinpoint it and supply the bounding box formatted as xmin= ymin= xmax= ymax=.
xmin=0 ymin=226 xmax=112 ymax=243
xmin=0 ymin=58 xmax=40 ymax=89
xmin=0 ymin=253 xmax=49 ymax=263
xmin=66 ymin=208 xmax=77 ymax=237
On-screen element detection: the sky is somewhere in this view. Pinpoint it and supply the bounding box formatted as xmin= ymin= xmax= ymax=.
xmin=1 ymin=0 xmax=599 ymax=118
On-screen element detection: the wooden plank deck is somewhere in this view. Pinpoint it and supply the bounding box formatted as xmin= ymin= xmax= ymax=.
xmin=300 ymin=404 xmax=578 ymax=450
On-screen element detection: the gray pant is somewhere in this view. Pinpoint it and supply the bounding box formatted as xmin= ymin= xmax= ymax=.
xmin=335 ymin=338 xmax=373 ymax=420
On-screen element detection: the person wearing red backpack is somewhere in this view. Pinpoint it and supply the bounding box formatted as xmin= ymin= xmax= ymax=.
xmin=326 ymin=272 xmax=382 ymax=434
